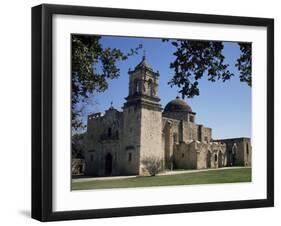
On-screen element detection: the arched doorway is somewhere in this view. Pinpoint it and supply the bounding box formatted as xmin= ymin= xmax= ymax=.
xmin=207 ymin=151 xmax=211 ymax=168
xmin=246 ymin=143 xmax=250 ymax=166
xmin=231 ymin=143 xmax=237 ymax=166
xmin=214 ymin=153 xmax=218 ymax=168
xmin=218 ymin=151 xmax=223 ymax=168
xmin=105 ymin=153 xmax=113 ymax=176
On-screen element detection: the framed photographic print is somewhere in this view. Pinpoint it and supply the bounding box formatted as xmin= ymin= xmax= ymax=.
xmin=31 ymin=4 xmax=274 ymax=221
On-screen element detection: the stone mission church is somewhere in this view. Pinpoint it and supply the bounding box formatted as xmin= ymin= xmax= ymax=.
xmin=84 ymin=56 xmax=252 ymax=176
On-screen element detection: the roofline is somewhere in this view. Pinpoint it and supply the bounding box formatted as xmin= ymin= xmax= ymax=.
xmin=213 ymin=137 xmax=251 ymax=141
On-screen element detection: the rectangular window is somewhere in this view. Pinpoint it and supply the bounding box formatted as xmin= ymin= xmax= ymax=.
xmin=190 ymin=115 xmax=194 ymax=123
xmin=173 ymin=133 xmax=178 ymax=143
xmin=128 ymin=153 xmax=132 ymax=162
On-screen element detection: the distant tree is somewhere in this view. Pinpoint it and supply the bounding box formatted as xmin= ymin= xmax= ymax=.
xmin=72 ymin=133 xmax=86 ymax=159
xmin=163 ymin=39 xmax=251 ymax=99
xmin=142 ymin=157 xmax=163 ymax=176
xmin=235 ymin=43 xmax=252 ymax=86
xmin=72 ymin=35 xmax=142 ymax=131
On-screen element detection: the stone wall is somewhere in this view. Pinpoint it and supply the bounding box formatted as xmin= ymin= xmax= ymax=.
xmin=208 ymin=142 xmax=227 ymax=168
xmin=121 ymin=105 xmax=142 ymax=175
xmin=139 ymin=107 xmax=164 ymax=175
xmin=173 ymin=141 xmax=226 ymax=170
xmin=214 ymin=138 xmax=251 ymax=166
xmin=195 ymin=142 xmax=209 ymax=169
xmin=197 ymin=125 xmax=212 ymax=142
xmin=84 ymin=103 xmax=247 ymax=177
xmin=162 ymin=117 xmax=180 ymax=169
xmin=85 ymin=108 xmax=124 ymax=176
xmin=174 ymin=142 xmax=197 ymax=169
xmin=181 ymin=121 xmax=198 ymax=141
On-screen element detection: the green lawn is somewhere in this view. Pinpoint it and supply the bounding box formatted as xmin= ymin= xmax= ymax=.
xmin=72 ymin=168 xmax=251 ymax=190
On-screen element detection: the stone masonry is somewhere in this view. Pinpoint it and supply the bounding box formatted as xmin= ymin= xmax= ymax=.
xmin=84 ymin=57 xmax=251 ymax=176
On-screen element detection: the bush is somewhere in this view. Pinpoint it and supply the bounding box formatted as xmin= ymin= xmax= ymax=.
xmin=141 ymin=157 xmax=163 ymax=176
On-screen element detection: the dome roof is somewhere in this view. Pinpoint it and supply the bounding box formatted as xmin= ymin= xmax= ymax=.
xmin=164 ymin=96 xmax=192 ymax=113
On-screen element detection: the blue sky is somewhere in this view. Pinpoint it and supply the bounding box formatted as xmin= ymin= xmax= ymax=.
xmin=78 ymin=35 xmax=251 ymax=139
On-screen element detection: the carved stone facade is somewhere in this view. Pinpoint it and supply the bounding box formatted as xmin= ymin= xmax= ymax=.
xmin=84 ymin=57 xmax=251 ymax=176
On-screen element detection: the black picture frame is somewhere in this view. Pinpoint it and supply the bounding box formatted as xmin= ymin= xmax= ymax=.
xmin=32 ymin=4 xmax=274 ymax=222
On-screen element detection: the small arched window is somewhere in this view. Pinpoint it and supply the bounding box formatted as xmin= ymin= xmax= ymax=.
xmin=135 ymin=80 xmax=141 ymax=94
xmin=214 ymin=154 xmax=218 ymax=162
xmin=148 ymin=80 xmax=153 ymax=96
xmin=128 ymin=153 xmax=132 ymax=162
xmin=108 ymin=127 xmax=112 ymax=137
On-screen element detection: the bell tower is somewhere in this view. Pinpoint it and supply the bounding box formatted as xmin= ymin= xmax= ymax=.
xmin=122 ymin=56 xmax=164 ymax=175
xmin=127 ymin=55 xmax=160 ymax=98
